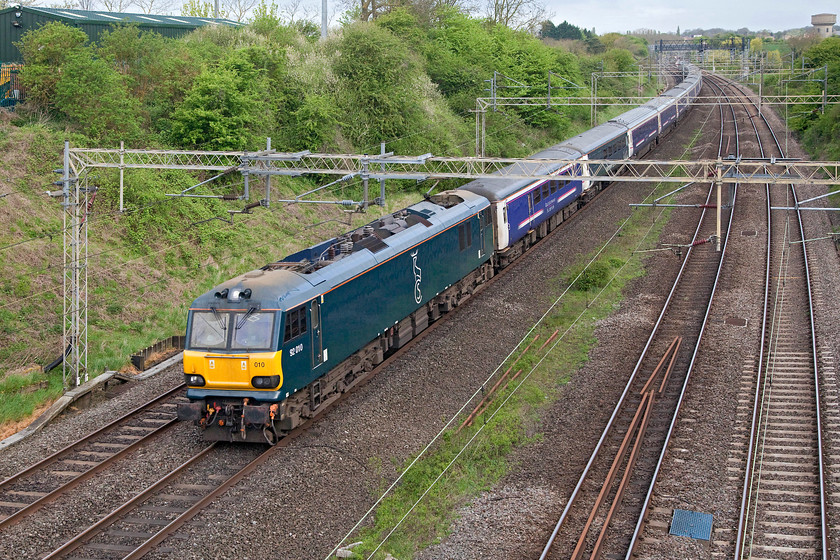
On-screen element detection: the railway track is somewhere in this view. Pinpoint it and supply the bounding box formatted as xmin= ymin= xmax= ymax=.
xmin=538 ymin=77 xmax=734 ymax=559
xmin=722 ymin=77 xmax=834 ymax=560
xmin=42 ymin=442 xmax=268 ymax=559
xmin=0 ymin=384 xmax=185 ymax=530
xmin=624 ymin=74 xmax=838 ymax=558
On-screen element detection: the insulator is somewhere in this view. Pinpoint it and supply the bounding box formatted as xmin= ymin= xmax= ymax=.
xmin=363 ymin=225 xmax=374 ymax=237
xmin=340 ymin=241 xmax=353 ymax=254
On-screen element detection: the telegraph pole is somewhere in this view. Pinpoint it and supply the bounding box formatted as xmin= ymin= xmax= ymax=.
xmin=321 ymin=0 xmax=327 ymax=40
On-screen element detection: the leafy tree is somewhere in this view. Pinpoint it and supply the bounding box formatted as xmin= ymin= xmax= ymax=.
xmin=169 ymin=58 xmax=266 ymax=149
xmin=802 ymin=102 xmax=840 ymax=160
xmin=333 ymin=22 xmax=423 ymax=145
xmin=600 ymin=33 xmax=647 ymax=57
xmin=181 ymin=0 xmax=226 ymax=17
xmin=539 ymin=20 xmax=585 ymax=41
xmin=603 ymin=48 xmax=634 ymax=73
xmin=52 ymin=51 xmax=142 ymax=144
xmin=289 ymin=93 xmax=341 ymax=149
xmin=766 ymin=50 xmax=782 ymax=69
xmin=805 ymin=36 xmax=840 ymax=67
xmin=584 ymin=34 xmax=604 ymax=54
xmin=16 ymin=22 xmax=88 ymax=110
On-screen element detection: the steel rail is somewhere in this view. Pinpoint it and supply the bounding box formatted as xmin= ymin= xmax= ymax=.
xmin=0 ymin=384 xmax=184 ymax=530
xmin=759 ymin=82 xmax=829 ymax=560
xmin=727 ymin=71 xmax=775 ymax=560
xmin=727 ymin=73 xmax=830 ymax=560
xmin=41 ymin=443 xmax=219 ymax=560
xmin=0 ymin=384 xmax=183 ymax=489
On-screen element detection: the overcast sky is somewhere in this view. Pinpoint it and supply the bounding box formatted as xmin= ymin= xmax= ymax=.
xmin=541 ymin=0 xmax=838 ymax=34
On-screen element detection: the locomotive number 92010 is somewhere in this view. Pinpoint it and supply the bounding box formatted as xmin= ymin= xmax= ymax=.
xmin=288 ymin=343 xmax=305 ymax=357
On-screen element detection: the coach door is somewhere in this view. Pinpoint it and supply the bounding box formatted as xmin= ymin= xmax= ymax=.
xmin=478 ymin=210 xmax=487 ymax=258
xmin=311 ymin=299 xmax=324 ymax=368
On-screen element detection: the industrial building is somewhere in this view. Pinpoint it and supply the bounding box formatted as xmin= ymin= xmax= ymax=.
xmin=0 ymin=5 xmax=242 ymax=62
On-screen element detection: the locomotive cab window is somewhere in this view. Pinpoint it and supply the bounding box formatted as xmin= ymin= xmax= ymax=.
xmin=283 ymin=306 xmax=308 ymax=342
xmin=188 ymin=311 xmax=228 ymax=350
xmin=231 ymin=311 xmax=274 ymax=350
xmin=458 ymin=222 xmax=472 ymax=251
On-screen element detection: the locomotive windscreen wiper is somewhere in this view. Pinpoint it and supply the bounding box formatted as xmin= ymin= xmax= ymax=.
xmin=235 ymin=307 xmax=257 ymax=329
xmin=211 ymin=307 xmax=227 ymax=331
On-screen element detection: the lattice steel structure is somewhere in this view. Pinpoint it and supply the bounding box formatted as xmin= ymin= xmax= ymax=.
xmin=61 ymin=141 xmax=88 ymax=389
xmin=69 ymin=147 xmax=840 ymax=189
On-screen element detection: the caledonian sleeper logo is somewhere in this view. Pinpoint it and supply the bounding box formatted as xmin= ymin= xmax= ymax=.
xmin=411 ymin=250 xmax=422 ymax=304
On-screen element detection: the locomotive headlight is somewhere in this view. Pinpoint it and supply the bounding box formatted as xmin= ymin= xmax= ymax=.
xmin=185 ymin=374 xmax=206 ymax=387
xmin=251 ymin=375 xmax=280 ymax=389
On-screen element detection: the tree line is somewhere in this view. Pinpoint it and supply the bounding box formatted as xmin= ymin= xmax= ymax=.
xmin=12 ymin=5 xmax=651 ymax=158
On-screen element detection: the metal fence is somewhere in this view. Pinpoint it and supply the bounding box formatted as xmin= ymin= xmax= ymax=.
xmin=0 ymin=63 xmax=25 ymax=108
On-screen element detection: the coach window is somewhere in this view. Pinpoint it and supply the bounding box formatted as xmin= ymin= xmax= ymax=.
xmin=283 ymin=306 xmax=308 ymax=342
xmin=532 ymin=187 xmax=542 ymax=206
xmin=458 ymin=222 xmax=472 ymax=251
xmin=479 ymin=209 xmax=491 ymax=228
xmin=232 ymin=311 xmax=274 ymax=350
xmin=542 ymin=183 xmax=550 ymax=200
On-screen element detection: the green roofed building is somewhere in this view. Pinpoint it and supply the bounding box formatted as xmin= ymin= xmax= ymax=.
xmin=0 ymin=5 xmax=243 ymax=62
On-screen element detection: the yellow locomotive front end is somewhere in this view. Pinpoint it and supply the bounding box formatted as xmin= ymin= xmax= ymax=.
xmin=177 ymin=304 xmax=287 ymax=443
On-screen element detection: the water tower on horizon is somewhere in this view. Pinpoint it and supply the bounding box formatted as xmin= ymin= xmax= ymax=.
xmin=812 ymin=13 xmax=836 ymax=38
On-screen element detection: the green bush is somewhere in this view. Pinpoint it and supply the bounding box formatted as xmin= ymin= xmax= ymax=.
xmin=571 ymin=260 xmax=613 ymax=291
xmin=53 ymin=52 xmax=142 ymax=144
xmin=169 ymin=59 xmax=267 ymax=150
xmin=16 ymin=22 xmax=88 ymax=110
